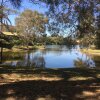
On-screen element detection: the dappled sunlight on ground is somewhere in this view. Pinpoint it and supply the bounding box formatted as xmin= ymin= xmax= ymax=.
xmin=68 ymin=76 xmax=95 ymax=81
xmin=0 ymin=67 xmax=100 ymax=100
xmin=36 ymin=95 xmax=56 ymax=100
xmin=75 ymin=88 xmax=100 ymax=100
xmin=97 ymin=74 xmax=100 ymax=78
xmin=0 ymin=73 xmax=63 ymax=85
xmin=0 ymin=81 xmax=100 ymax=100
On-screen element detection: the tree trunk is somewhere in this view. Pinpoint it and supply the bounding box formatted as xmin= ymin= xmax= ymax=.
xmin=0 ymin=47 xmax=3 ymax=63
xmin=96 ymin=31 xmax=100 ymax=49
xmin=0 ymin=2 xmax=3 ymax=63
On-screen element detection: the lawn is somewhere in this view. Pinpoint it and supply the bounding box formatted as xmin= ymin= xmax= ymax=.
xmin=0 ymin=66 xmax=100 ymax=100
xmin=81 ymin=49 xmax=100 ymax=56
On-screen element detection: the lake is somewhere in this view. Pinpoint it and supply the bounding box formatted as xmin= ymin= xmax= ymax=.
xmin=1 ymin=45 xmax=100 ymax=68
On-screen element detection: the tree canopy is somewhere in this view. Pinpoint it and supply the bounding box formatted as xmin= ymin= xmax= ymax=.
xmin=0 ymin=0 xmax=100 ymax=48
xmin=15 ymin=10 xmax=48 ymax=47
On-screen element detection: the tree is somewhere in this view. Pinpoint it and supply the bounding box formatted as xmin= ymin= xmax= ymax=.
xmin=96 ymin=14 xmax=100 ymax=49
xmin=0 ymin=0 xmax=17 ymax=63
xmin=51 ymin=33 xmax=59 ymax=37
xmin=1 ymin=0 xmax=100 ymax=48
xmin=43 ymin=0 xmax=100 ymax=48
xmin=15 ymin=10 xmax=48 ymax=47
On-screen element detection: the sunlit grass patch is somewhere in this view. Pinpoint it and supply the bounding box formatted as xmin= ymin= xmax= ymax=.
xmin=81 ymin=49 xmax=100 ymax=56
xmin=68 ymin=76 xmax=95 ymax=81
xmin=96 ymin=74 xmax=100 ymax=78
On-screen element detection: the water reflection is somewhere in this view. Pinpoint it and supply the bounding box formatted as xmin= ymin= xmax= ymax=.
xmin=2 ymin=51 xmax=45 ymax=68
xmin=0 ymin=45 xmax=100 ymax=68
xmin=92 ymin=55 xmax=100 ymax=68
xmin=74 ymin=57 xmax=95 ymax=68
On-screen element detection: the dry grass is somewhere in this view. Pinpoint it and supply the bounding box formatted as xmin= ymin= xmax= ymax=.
xmin=3 ymin=45 xmax=45 ymax=52
xmin=81 ymin=49 xmax=100 ymax=56
xmin=0 ymin=67 xmax=100 ymax=100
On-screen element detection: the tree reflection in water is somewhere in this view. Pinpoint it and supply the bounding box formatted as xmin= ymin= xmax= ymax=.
xmin=1 ymin=45 xmax=100 ymax=68
xmin=33 ymin=54 xmax=45 ymax=68
xmin=74 ymin=54 xmax=95 ymax=68
xmin=92 ymin=56 xmax=100 ymax=68
xmin=1 ymin=51 xmax=45 ymax=68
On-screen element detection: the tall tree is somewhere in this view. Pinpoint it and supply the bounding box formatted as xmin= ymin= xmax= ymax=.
xmin=0 ymin=0 xmax=18 ymax=63
xmin=1 ymin=0 xmax=100 ymax=48
xmin=96 ymin=14 xmax=100 ymax=49
xmin=44 ymin=0 xmax=100 ymax=48
xmin=15 ymin=10 xmax=48 ymax=47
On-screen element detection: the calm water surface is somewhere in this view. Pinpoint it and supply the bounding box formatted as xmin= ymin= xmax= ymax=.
xmin=1 ymin=45 xmax=100 ymax=68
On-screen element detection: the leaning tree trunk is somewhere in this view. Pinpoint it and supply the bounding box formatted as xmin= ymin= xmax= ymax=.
xmin=0 ymin=48 xmax=3 ymax=63
xmin=96 ymin=31 xmax=100 ymax=49
xmin=0 ymin=19 xmax=3 ymax=63
xmin=0 ymin=2 xmax=3 ymax=63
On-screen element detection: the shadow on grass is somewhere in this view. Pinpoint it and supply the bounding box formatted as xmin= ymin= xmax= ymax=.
xmin=0 ymin=66 xmax=100 ymax=100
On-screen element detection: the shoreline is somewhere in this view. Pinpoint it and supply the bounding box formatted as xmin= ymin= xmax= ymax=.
xmin=3 ymin=45 xmax=46 ymax=53
xmin=80 ymin=49 xmax=100 ymax=56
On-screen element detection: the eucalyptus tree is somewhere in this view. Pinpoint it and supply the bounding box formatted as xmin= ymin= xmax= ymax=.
xmin=0 ymin=0 xmax=19 ymax=63
xmin=96 ymin=14 xmax=100 ymax=49
xmin=1 ymin=0 xmax=100 ymax=48
xmin=7 ymin=0 xmax=100 ymax=38
xmin=45 ymin=0 xmax=100 ymax=48
xmin=15 ymin=10 xmax=48 ymax=47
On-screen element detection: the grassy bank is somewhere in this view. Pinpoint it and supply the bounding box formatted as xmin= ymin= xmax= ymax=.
xmin=81 ymin=49 xmax=100 ymax=56
xmin=0 ymin=66 xmax=100 ymax=100
xmin=3 ymin=45 xmax=45 ymax=52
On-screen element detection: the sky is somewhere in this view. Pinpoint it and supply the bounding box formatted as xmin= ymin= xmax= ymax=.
xmin=9 ymin=0 xmax=48 ymax=25
xmin=7 ymin=0 xmax=70 ymax=36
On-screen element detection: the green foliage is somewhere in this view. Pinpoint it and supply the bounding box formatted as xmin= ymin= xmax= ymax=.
xmin=95 ymin=15 xmax=100 ymax=49
xmin=0 ymin=33 xmax=14 ymax=49
xmin=15 ymin=10 xmax=48 ymax=47
xmin=45 ymin=0 xmax=100 ymax=48
xmin=0 ymin=3 xmax=16 ymax=49
xmin=1 ymin=0 xmax=100 ymax=48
